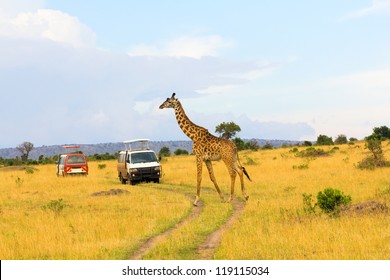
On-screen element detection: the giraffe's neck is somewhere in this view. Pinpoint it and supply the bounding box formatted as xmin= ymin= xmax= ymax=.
xmin=174 ymin=101 xmax=207 ymax=141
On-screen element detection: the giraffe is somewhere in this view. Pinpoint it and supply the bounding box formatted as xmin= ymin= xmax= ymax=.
xmin=159 ymin=93 xmax=251 ymax=206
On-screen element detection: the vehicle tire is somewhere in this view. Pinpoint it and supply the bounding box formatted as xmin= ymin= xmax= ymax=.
xmin=154 ymin=179 xmax=160 ymax=184
xmin=127 ymin=174 xmax=136 ymax=185
xmin=119 ymin=174 xmax=126 ymax=184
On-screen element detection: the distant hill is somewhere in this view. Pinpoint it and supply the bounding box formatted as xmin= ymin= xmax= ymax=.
xmin=0 ymin=139 xmax=301 ymax=160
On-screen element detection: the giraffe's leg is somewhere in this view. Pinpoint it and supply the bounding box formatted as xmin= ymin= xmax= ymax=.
xmin=228 ymin=168 xmax=237 ymax=202
xmin=205 ymin=160 xmax=225 ymax=202
xmin=234 ymin=162 xmax=249 ymax=201
xmin=223 ymin=159 xmax=237 ymax=203
xmin=193 ymin=157 xmax=203 ymax=206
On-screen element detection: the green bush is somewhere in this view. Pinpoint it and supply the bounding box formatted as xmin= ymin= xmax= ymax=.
xmin=296 ymin=147 xmax=330 ymax=158
xmin=174 ymin=149 xmax=189 ymax=155
xmin=357 ymin=139 xmax=390 ymax=170
xmin=316 ymin=134 xmax=334 ymax=145
xmin=317 ymin=188 xmax=351 ymax=213
xmin=159 ymin=146 xmax=171 ymax=157
xmin=42 ymin=198 xmax=68 ymax=216
xmin=98 ymin=164 xmax=107 ymax=169
xmin=293 ymin=163 xmax=309 ymax=170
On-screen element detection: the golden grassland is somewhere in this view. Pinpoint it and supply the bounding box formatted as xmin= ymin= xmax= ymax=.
xmin=1 ymin=142 xmax=390 ymax=259
xmin=0 ymin=162 xmax=191 ymax=259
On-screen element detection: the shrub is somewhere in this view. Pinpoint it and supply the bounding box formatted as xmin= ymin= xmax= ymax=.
xmin=302 ymin=193 xmax=317 ymax=214
xmin=296 ymin=147 xmax=329 ymax=158
xmin=25 ymin=167 xmax=36 ymax=174
xmin=42 ymin=198 xmax=68 ymax=216
xmin=159 ymin=146 xmax=171 ymax=157
xmin=174 ymin=149 xmax=189 ymax=155
xmin=316 ymin=188 xmax=351 ymax=213
xmin=316 ymin=134 xmax=334 ymax=146
xmin=357 ymin=139 xmax=390 ymax=170
xmin=293 ymin=163 xmax=309 ymax=170
xmin=262 ymin=143 xmax=274 ymax=150
xmin=245 ymin=140 xmax=260 ymax=151
xmin=243 ymin=156 xmax=256 ymax=165
xmin=98 ymin=164 xmax=106 ymax=169
xmin=334 ymin=134 xmax=348 ymax=145
xmin=302 ymin=141 xmax=313 ymax=147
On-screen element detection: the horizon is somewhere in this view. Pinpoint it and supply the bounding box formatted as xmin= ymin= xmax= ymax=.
xmin=1 ymin=0 xmax=389 ymax=148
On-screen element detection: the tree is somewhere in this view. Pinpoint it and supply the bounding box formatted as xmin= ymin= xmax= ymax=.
xmin=334 ymin=134 xmax=348 ymax=145
xmin=302 ymin=141 xmax=313 ymax=147
xmin=174 ymin=149 xmax=189 ymax=155
xmin=316 ymin=134 xmax=334 ymax=146
xmin=373 ymin=126 xmax=390 ymax=139
xmin=245 ymin=140 xmax=259 ymax=151
xmin=367 ymin=125 xmax=390 ymax=140
xmin=17 ymin=141 xmax=34 ymax=161
xmin=215 ymin=121 xmax=241 ymax=139
xmin=159 ymin=146 xmax=171 ymax=157
xmin=233 ymin=137 xmax=246 ymax=151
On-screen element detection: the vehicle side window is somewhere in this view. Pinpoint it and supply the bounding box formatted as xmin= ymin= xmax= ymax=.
xmin=118 ymin=154 xmax=124 ymax=163
xmin=59 ymin=157 xmax=65 ymax=165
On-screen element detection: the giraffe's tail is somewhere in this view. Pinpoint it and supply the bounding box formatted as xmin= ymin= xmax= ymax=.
xmin=237 ymin=154 xmax=252 ymax=181
xmin=242 ymin=166 xmax=251 ymax=181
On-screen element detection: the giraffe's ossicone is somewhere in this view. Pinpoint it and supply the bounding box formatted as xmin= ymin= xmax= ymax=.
xmin=159 ymin=93 xmax=251 ymax=206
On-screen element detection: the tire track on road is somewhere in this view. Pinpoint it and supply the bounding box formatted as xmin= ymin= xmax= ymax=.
xmin=197 ymin=199 xmax=245 ymax=259
xmin=129 ymin=198 xmax=203 ymax=260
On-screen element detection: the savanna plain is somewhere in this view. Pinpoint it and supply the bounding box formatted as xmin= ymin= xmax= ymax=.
xmin=0 ymin=143 xmax=389 ymax=260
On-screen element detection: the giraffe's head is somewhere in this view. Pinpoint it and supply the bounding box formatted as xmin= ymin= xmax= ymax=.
xmin=159 ymin=93 xmax=179 ymax=109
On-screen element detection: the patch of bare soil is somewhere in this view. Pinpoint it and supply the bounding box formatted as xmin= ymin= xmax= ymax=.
xmin=340 ymin=201 xmax=389 ymax=216
xmin=91 ymin=189 xmax=130 ymax=196
xmin=197 ymin=199 xmax=245 ymax=260
xmin=129 ymin=200 xmax=203 ymax=260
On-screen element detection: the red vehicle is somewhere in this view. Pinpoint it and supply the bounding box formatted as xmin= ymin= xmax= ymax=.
xmin=56 ymin=146 xmax=88 ymax=176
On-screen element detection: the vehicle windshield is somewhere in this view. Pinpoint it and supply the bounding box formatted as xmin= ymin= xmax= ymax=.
xmin=131 ymin=152 xmax=157 ymax=164
xmin=67 ymin=155 xmax=86 ymax=164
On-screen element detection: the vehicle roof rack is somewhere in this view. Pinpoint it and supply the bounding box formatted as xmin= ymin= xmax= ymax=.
xmin=123 ymin=139 xmax=150 ymax=151
xmin=62 ymin=145 xmax=80 ymax=149
xmin=61 ymin=145 xmax=83 ymax=155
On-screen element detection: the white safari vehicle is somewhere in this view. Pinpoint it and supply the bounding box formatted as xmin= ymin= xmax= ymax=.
xmin=117 ymin=139 xmax=161 ymax=185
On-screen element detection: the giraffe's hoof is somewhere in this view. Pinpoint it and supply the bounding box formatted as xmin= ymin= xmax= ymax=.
xmin=245 ymin=195 xmax=249 ymax=201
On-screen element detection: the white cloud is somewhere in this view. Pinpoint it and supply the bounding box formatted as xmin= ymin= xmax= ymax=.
xmin=327 ymin=68 xmax=390 ymax=96
xmin=0 ymin=8 xmax=96 ymax=47
xmin=0 ymin=0 xmax=45 ymax=17
xmin=128 ymin=35 xmax=232 ymax=59
xmin=341 ymin=0 xmax=390 ymax=20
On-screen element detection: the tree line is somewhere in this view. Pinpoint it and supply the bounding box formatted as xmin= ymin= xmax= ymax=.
xmin=3 ymin=123 xmax=390 ymax=166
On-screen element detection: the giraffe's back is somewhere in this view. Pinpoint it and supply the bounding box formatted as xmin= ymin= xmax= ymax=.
xmin=193 ymin=133 xmax=237 ymax=162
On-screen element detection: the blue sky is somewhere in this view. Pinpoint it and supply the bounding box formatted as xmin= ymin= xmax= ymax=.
xmin=1 ymin=0 xmax=390 ymax=148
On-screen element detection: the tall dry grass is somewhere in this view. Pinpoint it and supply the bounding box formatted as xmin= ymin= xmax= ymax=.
xmin=213 ymin=144 xmax=390 ymax=259
xmin=1 ymin=142 xmax=389 ymax=259
xmin=0 ymin=162 xmax=190 ymax=259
